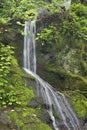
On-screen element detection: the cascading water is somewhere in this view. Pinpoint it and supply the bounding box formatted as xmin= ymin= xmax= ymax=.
xmin=24 ymin=20 xmax=36 ymax=73
xmin=23 ymin=20 xmax=81 ymax=130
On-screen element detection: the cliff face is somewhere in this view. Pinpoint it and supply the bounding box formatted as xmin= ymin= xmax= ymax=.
xmin=35 ymin=5 xmax=87 ymax=122
xmin=0 ymin=0 xmax=87 ymax=129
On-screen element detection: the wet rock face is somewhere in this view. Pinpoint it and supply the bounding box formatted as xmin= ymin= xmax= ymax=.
xmin=83 ymin=117 xmax=87 ymax=130
xmin=0 ymin=121 xmax=9 ymax=130
xmin=0 ymin=112 xmax=10 ymax=130
xmin=44 ymin=0 xmax=52 ymax=3
xmin=83 ymin=123 xmax=87 ymax=130
xmin=37 ymin=8 xmax=49 ymax=19
xmin=28 ymin=97 xmax=43 ymax=108
xmin=84 ymin=117 xmax=87 ymax=124
xmin=0 ymin=123 xmax=9 ymax=130
xmin=29 ymin=98 xmax=54 ymax=128
xmin=0 ymin=112 xmax=13 ymax=130
xmin=59 ymin=124 xmax=68 ymax=130
xmin=0 ymin=111 xmax=20 ymax=130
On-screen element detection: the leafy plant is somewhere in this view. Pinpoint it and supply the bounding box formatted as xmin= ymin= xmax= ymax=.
xmin=0 ymin=43 xmax=14 ymax=87
xmin=0 ymin=44 xmax=35 ymax=108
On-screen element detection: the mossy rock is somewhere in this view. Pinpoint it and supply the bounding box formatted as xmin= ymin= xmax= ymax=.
xmin=64 ymin=91 xmax=87 ymax=119
xmin=7 ymin=107 xmax=52 ymax=130
xmin=45 ymin=65 xmax=87 ymax=93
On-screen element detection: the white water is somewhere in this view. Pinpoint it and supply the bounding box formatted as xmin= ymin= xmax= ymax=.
xmin=24 ymin=20 xmax=36 ymax=73
xmin=64 ymin=0 xmax=71 ymax=10
xmin=23 ymin=20 xmax=81 ymax=130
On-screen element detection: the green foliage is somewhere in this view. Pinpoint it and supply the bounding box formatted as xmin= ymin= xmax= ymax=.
xmin=0 ymin=0 xmax=44 ymax=21
xmin=36 ymin=27 xmax=53 ymax=45
xmin=0 ymin=43 xmax=35 ymax=108
xmin=0 ymin=90 xmax=20 ymax=107
xmin=0 ymin=43 xmax=18 ymax=107
xmin=69 ymin=3 xmax=87 ymax=40
xmin=36 ymin=23 xmax=63 ymax=51
xmin=0 ymin=43 xmax=14 ymax=86
xmin=0 ymin=0 xmax=67 ymax=23
xmin=37 ymin=3 xmax=87 ymax=48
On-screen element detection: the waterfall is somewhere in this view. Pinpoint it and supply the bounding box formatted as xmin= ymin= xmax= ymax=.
xmin=24 ymin=20 xmax=36 ymax=73
xmin=23 ymin=20 xmax=81 ymax=130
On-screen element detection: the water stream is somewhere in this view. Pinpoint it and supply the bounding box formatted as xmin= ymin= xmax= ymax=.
xmin=23 ymin=20 xmax=81 ymax=130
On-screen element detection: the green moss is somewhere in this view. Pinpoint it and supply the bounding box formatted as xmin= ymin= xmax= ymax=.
xmin=7 ymin=107 xmax=52 ymax=130
xmin=45 ymin=64 xmax=87 ymax=91
xmin=64 ymin=91 xmax=87 ymax=118
xmin=10 ymin=58 xmax=34 ymax=80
